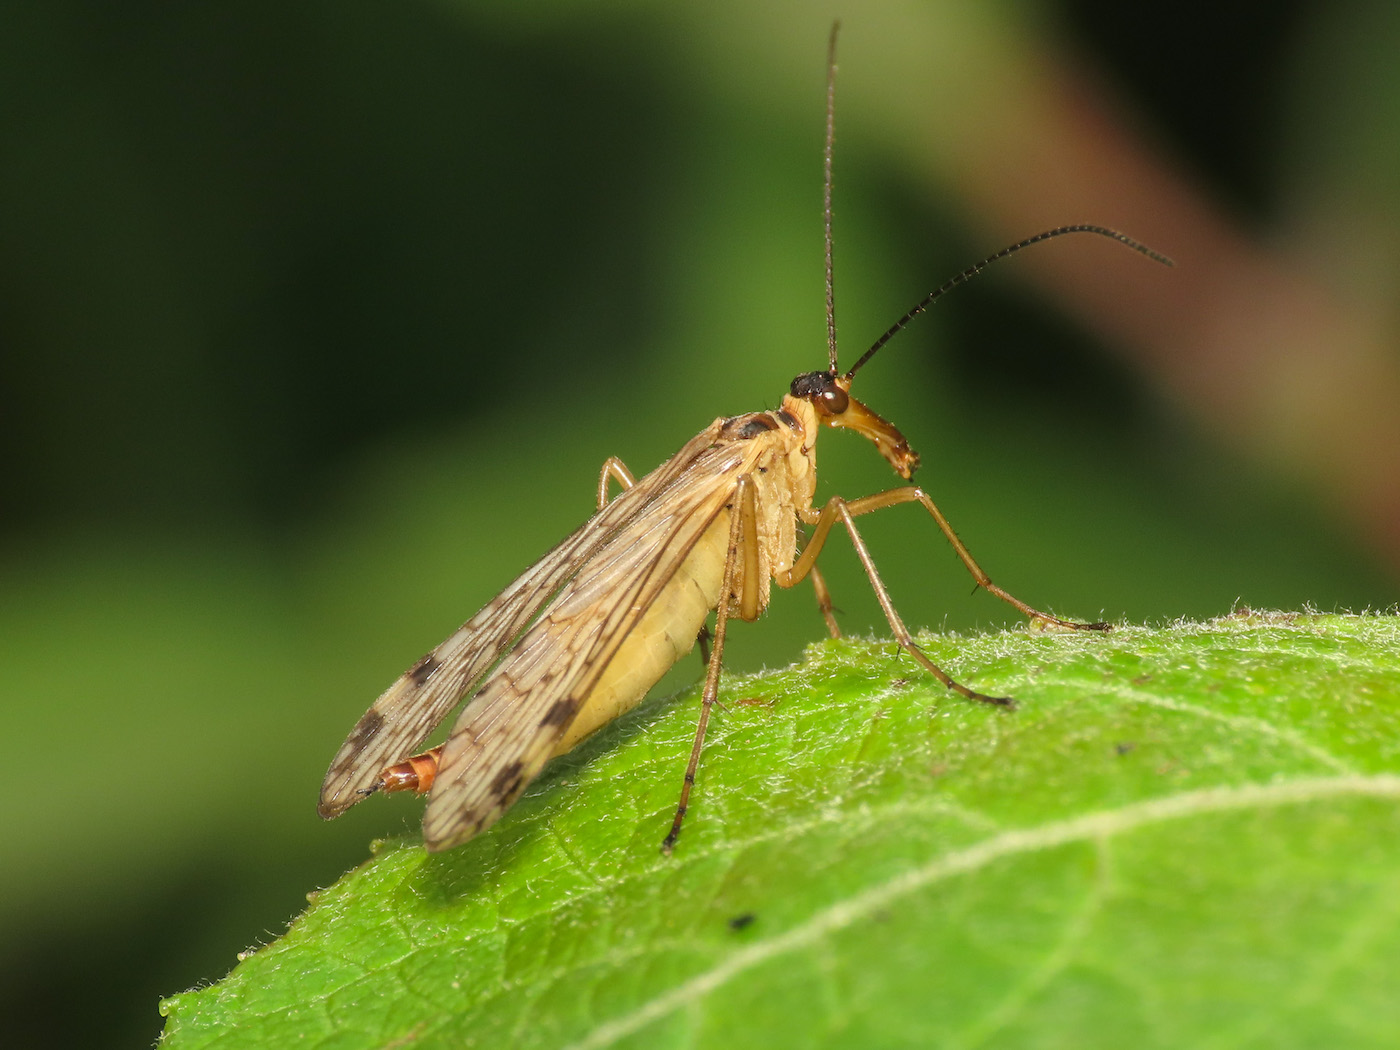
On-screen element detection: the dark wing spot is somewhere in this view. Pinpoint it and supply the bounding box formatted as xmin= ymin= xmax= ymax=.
xmin=344 ymin=710 xmax=385 ymax=758
xmin=408 ymin=654 xmax=440 ymax=686
xmin=540 ymin=697 xmax=578 ymax=728
xmin=490 ymin=761 xmax=527 ymax=801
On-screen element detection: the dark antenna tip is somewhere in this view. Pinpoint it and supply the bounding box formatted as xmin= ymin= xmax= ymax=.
xmin=844 ymin=224 xmax=1173 ymax=381
xmin=823 ymin=20 xmax=841 ymax=375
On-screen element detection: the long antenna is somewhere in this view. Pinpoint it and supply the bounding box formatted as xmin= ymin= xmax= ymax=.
xmin=823 ymin=20 xmax=841 ymax=373
xmin=844 ymin=224 xmax=1173 ymax=380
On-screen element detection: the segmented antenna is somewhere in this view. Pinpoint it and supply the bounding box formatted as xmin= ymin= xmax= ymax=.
xmin=844 ymin=224 xmax=1173 ymax=380
xmin=823 ymin=20 xmax=841 ymax=374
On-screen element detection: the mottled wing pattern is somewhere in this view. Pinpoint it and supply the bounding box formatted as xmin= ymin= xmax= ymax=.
xmin=318 ymin=424 xmax=727 ymax=818
xmin=421 ymin=438 xmax=760 ymax=851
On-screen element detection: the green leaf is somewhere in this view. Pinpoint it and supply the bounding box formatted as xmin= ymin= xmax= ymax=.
xmin=160 ymin=613 xmax=1400 ymax=1049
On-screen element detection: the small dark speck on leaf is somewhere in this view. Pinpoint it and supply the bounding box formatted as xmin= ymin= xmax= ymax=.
xmin=1132 ymin=674 xmax=1154 ymax=685
xmin=728 ymin=913 xmax=756 ymax=931
xmin=1115 ymin=742 xmax=1136 ymax=756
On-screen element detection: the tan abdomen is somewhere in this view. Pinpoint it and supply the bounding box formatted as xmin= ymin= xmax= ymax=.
xmin=551 ymin=509 xmax=731 ymax=754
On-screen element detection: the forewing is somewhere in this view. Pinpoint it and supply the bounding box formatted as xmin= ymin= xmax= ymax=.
xmin=318 ymin=425 xmax=725 ymax=818
xmin=421 ymin=439 xmax=756 ymax=851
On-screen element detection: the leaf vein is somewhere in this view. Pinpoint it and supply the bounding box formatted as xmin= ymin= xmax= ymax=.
xmin=564 ymin=774 xmax=1400 ymax=1050
xmin=1117 ymin=688 xmax=1356 ymax=773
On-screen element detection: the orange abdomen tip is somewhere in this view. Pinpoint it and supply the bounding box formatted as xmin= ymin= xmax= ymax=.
xmin=379 ymin=745 xmax=444 ymax=795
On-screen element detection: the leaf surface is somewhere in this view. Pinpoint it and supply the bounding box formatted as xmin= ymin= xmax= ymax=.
xmin=160 ymin=613 xmax=1400 ymax=1049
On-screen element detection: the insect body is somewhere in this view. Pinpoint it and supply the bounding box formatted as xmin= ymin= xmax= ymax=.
xmin=318 ymin=28 xmax=1170 ymax=854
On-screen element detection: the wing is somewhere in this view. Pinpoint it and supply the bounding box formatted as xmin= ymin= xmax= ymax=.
xmin=420 ymin=437 xmax=759 ymax=851
xmin=318 ymin=423 xmax=727 ymax=818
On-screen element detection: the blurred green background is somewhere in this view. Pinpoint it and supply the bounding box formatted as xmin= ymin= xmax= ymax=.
xmin=2 ymin=0 xmax=1398 ymax=1045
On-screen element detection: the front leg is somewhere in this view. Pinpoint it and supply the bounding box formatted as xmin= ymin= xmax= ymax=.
xmin=777 ymin=495 xmax=1011 ymax=707
xmin=813 ymin=486 xmax=1112 ymax=631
